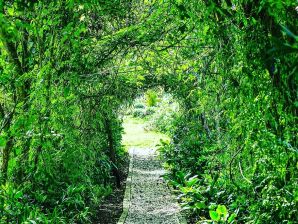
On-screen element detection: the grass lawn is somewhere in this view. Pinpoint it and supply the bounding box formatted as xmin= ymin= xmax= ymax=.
xmin=122 ymin=116 xmax=170 ymax=148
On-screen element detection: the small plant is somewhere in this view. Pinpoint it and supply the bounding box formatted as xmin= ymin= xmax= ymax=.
xmin=145 ymin=90 xmax=159 ymax=107
xmin=132 ymin=108 xmax=146 ymax=118
xmin=134 ymin=103 xmax=145 ymax=109
xmin=145 ymin=107 xmax=155 ymax=115
xmin=208 ymin=205 xmax=237 ymax=223
xmin=0 ymin=184 xmax=53 ymax=223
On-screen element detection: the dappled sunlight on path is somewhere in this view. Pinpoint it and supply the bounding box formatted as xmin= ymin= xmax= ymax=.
xmin=118 ymin=117 xmax=186 ymax=224
xmin=118 ymin=148 xmax=185 ymax=224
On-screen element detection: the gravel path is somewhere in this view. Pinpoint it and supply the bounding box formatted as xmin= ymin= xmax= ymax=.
xmin=118 ymin=148 xmax=186 ymax=224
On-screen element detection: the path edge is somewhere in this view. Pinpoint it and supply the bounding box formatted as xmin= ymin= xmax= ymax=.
xmin=117 ymin=150 xmax=134 ymax=224
xmin=167 ymin=180 xmax=188 ymax=224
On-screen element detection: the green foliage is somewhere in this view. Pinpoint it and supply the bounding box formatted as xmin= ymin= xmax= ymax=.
xmin=134 ymin=103 xmax=145 ymax=109
xmin=0 ymin=184 xmax=55 ymax=223
xmin=0 ymin=0 xmax=135 ymax=222
xmin=127 ymin=92 xmax=180 ymax=133
xmin=209 ymin=205 xmax=236 ymax=223
xmin=156 ymin=1 xmax=297 ymax=223
xmin=132 ymin=108 xmax=147 ymax=118
xmin=145 ymin=90 xmax=159 ymax=107
xmin=148 ymin=94 xmax=180 ymax=134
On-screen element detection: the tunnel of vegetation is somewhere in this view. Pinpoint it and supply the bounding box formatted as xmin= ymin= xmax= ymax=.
xmin=0 ymin=0 xmax=297 ymax=223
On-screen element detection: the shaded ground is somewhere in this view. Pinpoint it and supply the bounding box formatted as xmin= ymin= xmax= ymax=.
xmin=95 ymin=156 xmax=129 ymax=224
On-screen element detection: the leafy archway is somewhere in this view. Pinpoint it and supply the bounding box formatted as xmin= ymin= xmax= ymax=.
xmin=0 ymin=0 xmax=297 ymax=223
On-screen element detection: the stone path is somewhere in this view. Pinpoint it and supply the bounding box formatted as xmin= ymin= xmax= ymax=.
xmin=117 ymin=148 xmax=186 ymax=224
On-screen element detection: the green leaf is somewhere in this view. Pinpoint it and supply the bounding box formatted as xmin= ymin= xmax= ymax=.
xmin=209 ymin=210 xmax=220 ymax=221
xmin=7 ymin=7 xmax=14 ymax=16
xmin=14 ymin=191 xmax=23 ymax=199
xmin=281 ymin=25 xmax=298 ymax=41
xmin=216 ymin=205 xmax=228 ymax=217
xmin=186 ymin=175 xmax=198 ymax=187
xmin=195 ymin=201 xmax=207 ymax=209
xmin=228 ymin=213 xmax=237 ymax=223
xmin=0 ymin=137 xmax=6 ymax=147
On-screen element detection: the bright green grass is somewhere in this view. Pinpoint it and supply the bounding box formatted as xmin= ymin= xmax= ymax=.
xmin=122 ymin=116 xmax=170 ymax=148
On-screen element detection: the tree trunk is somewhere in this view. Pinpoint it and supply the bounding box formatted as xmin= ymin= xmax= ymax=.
xmin=1 ymin=135 xmax=13 ymax=184
xmin=104 ymin=117 xmax=121 ymax=188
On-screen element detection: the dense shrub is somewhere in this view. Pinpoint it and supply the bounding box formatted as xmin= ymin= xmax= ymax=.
xmin=156 ymin=0 xmax=297 ymax=222
xmin=148 ymin=96 xmax=180 ymax=134
xmin=0 ymin=1 xmax=135 ymax=222
xmin=132 ymin=108 xmax=147 ymax=118
xmin=145 ymin=90 xmax=159 ymax=107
